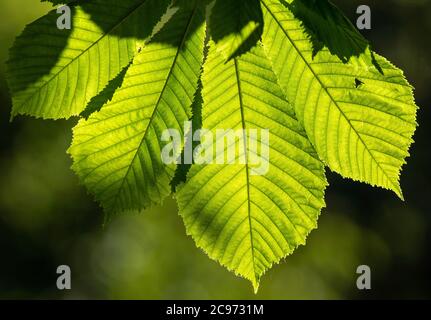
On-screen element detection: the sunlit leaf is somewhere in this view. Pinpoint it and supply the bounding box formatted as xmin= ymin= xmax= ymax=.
xmin=261 ymin=0 xmax=418 ymax=198
xmin=68 ymin=2 xmax=206 ymax=214
xmin=177 ymin=43 xmax=327 ymax=290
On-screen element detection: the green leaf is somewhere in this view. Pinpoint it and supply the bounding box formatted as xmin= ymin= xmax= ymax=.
xmin=176 ymin=43 xmax=327 ymax=290
xmin=261 ymin=0 xmax=418 ymax=198
xmin=6 ymin=0 xmax=420 ymax=292
xmin=68 ymin=2 xmax=206 ymax=215
xmin=209 ymin=0 xmax=263 ymax=60
xmin=7 ymin=0 xmax=171 ymax=119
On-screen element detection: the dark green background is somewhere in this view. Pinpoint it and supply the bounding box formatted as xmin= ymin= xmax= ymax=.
xmin=0 ymin=0 xmax=430 ymax=299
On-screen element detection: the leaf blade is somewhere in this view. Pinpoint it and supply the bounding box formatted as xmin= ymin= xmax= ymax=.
xmin=7 ymin=0 xmax=171 ymax=119
xmin=260 ymin=0 xmax=418 ymax=197
xmin=69 ymin=2 xmax=206 ymax=215
xmin=176 ymin=43 xmax=327 ymax=289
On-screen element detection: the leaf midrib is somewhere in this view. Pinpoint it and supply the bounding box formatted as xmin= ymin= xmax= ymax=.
xmin=233 ymin=57 xmax=258 ymax=286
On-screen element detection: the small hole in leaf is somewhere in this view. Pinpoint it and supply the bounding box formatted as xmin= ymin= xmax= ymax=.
xmin=355 ymin=78 xmax=364 ymax=88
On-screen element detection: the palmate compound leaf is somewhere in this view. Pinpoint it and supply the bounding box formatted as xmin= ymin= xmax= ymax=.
xmin=260 ymin=0 xmax=418 ymax=198
xmin=8 ymin=0 xmax=418 ymax=292
xmin=176 ymin=42 xmax=327 ymax=290
xmin=68 ymin=1 xmax=206 ymax=215
xmin=7 ymin=0 xmax=171 ymax=119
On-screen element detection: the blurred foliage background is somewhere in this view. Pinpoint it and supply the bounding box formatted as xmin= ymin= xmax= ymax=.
xmin=0 ymin=0 xmax=430 ymax=299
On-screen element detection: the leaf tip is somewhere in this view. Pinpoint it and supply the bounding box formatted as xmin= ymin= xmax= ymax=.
xmin=394 ymin=185 xmax=405 ymax=201
xmin=252 ymin=279 xmax=260 ymax=294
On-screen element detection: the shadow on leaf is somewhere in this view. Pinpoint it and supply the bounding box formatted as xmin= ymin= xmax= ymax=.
xmin=210 ymin=0 xmax=263 ymax=60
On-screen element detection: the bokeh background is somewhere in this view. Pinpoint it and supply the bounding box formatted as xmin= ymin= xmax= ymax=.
xmin=0 ymin=0 xmax=430 ymax=299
